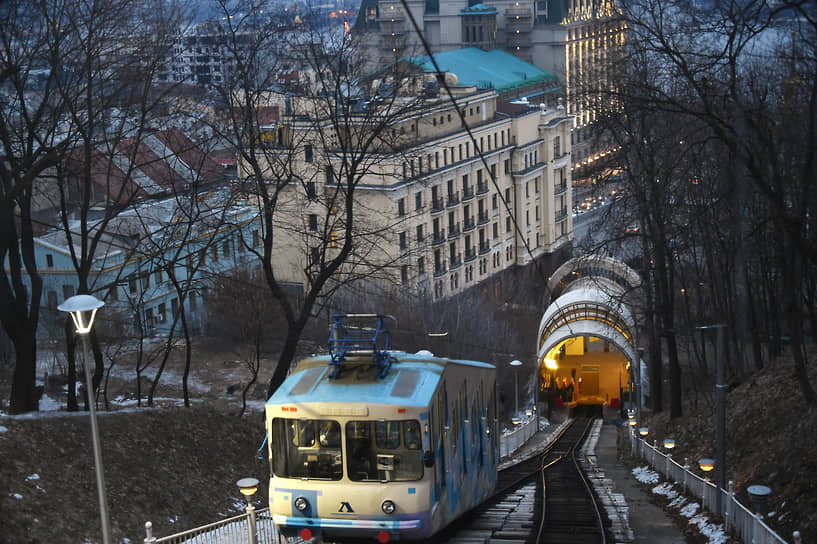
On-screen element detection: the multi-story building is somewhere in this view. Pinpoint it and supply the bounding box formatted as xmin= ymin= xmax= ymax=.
xmin=246 ymin=55 xmax=574 ymax=301
xmin=28 ymin=195 xmax=260 ymax=337
xmin=355 ymin=0 xmax=625 ymax=174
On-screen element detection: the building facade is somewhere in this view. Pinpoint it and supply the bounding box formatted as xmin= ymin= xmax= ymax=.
xmin=355 ymin=0 xmax=625 ymax=173
xmin=247 ymin=74 xmax=573 ymax=302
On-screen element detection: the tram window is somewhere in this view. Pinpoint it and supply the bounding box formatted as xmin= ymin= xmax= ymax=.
xmin=376 ymin=421 xmax=401 ymax=449
xmin=347 ymin=420 xmax=423 ymax=482
xmin=271 ymin=418 xmax=343 ymax=480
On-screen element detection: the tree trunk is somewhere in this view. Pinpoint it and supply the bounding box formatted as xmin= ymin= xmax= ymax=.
xmin=8 ymin=331 xmax=38 ymax=414
xmin=267 ymin=326 xmax=303 ymax=399
xmin=65 ymin=317 xmax=78 ymax=411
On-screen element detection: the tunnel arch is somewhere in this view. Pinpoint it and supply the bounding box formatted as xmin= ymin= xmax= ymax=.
xmin=536 ymin=256 xmax=642 ymax=412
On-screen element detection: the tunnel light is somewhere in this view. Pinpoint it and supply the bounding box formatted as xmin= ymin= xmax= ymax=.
xmin=544 ymin=357 xmax=558 ymax=370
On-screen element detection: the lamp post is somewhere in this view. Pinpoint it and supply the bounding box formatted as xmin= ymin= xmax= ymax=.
xmin=237 ymin=477 xmax=260 ymax=544
xmin=510 ymin=360 xmax=523 ymax=416
xmin=58 ymin=294 xmax=109 ymax=544
xmin=697 ymin=323 xmax=727 ymax=514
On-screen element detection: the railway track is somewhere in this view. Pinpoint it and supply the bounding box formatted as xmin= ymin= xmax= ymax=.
xmin=438 ymin=417 xmax=610 ymax=544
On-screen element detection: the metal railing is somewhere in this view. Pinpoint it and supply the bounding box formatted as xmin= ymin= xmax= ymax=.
xmin=499 ymin=417 xmax=537 ymax=458
xmin=144 ymin=507 xmax=287 ymax=544
xmin=629 ymin=431 xmax=793 ymax=544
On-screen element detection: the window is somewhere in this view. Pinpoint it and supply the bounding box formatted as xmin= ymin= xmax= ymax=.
xmin=401 ymin=265 xmax=408 ymax=285
xmin=325 ymin=164 xmax=334 ymax=184
xmin=252 ymin=230 xmax=260 ymax=247
xmin=223 ymin=240 xmax=231 ymax=257
xmin=397 ymin=198 xmax=406 ymax=217
xmin=418 ymin=256 xmax=425 ymax=275
xmin=271 ymin=418 xmax=343 ymax=480
xmin=309 ymin=214 xmax=318 ymax=231
xmin=158 ymin=303 xmax=167 ymax=323
xmin=212 ymin=245 xmax=219 ymax=262
xmin=46 ymin=254 xmax=53 ymax=268
xmin=306 ymin=182 xmax=317 ymax=200
xmin=345 ymin=420 xmax=423 ymax=481
xmin=310 ymin=247 xmax=320 ymax=267
xmin=329 ymin=231 xmax=339 ymax=248
xmin=129 ymin=278 xmax=138 ymax=294
xmin=305 ymin=144 xmax=313 ymax=162
xmin=492 ymin=194 xmax=498 ymax=209
xmin=399 ymin=231 xmax=407 ymax=250
xmin=416 ymin=224 xmax=424 ymax=242
xmin=142 ymin=273 xmax=151 ymax=289
xmin=156 ymin=270 xmax=163 ymax=284
xmin=108 ymin=285 xmax=118 ymax=301
xmin=171 ymin=298 xmax=179 ymax=318
xmin=493 ymin=223 xmax=498 ymax=239
xmin=506 ymin=216 xmax=512 ymax=232
xmin=415 ymin=191 xmax=423 ymax=210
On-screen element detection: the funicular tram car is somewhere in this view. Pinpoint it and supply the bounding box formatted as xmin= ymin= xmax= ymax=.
xmin=265 ymin=315 xmax=499 ymax=542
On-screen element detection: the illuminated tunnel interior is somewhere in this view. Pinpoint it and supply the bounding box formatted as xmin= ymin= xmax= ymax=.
xmin=536 ymin=256 xmax=643 ymax=413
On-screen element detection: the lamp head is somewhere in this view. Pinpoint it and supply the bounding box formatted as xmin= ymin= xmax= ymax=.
xmin=237 ymin=477 xmax=259 ymax=497
xmin=698 ymin=458 xmax=715 ymax=472
xmin=58 ymin=294 xmax=104 ymax=334
xmin=663 ymin=439 xmax=676 ymax=449
xmin=510 ymin=360 xmax=523 ymax=367
xmin=638 ymin=426 xmax=649 ymax=436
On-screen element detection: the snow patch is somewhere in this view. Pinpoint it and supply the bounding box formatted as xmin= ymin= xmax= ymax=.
xmin=26 ymin=473 xmax=40 ymax=481
xmin=632 ymin=465 xmax=659 ymax=484
xmin=0 ymin=425 xmax=7 ymax=433
xmin=10 ymin=493 xmax=22 ymax=499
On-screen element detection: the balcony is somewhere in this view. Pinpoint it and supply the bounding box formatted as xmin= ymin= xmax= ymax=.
xmin=462 ymin=186 xmax=474 ymax=201
xmin=476 ymin=182 xmax=489 ymax=195
xmin=434 ymin=262 xmax=448 ymax=277
xmin=431 ymin=197 xmax=445 ymax=213
xmin=478 ymin=210 xmax=490 ymax=225
xmin=432 ymin=229 xmax=446 ymax=246
xmin=554 ymin=183 xmax=568 ymax=196
xmin=463 ymin=216 xmax=476 ymax=232
xmin=465 ymin=247 xmax=476 ymax=262
xmin=450 ymin=254 xmax=462 ymax=269
xmin=479 ymin=241 xmax=491 ymax=255
xmin=448 ymin=223 xmax=461 ymax=239
xmin=447 ymin=191 xmax=460 ymax=207
xmin=555 ymin=207 xmax=568 ymax=222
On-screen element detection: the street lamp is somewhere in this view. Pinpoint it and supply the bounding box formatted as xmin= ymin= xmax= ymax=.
xmin=510 ymin=360 xmax=523 ymax=416
xmin=58 ymin=294 xmax=109 ymax=544
xmin=237 ymin=477 xmax=260 ymax=544
xmin=697 ymin=323 xmax=727 ymax=513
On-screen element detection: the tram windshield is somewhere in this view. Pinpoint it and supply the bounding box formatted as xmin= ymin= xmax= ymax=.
xmin=346 ymin=420 xmax=423 ymax=482
xmin=271 ymin=418 xmax=343 ymax=480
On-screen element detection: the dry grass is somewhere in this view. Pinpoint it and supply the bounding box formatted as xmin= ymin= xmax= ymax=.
xmin=0 ymin=405 xmax=270 ymax=544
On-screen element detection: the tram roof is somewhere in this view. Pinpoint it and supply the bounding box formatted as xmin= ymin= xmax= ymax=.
xmin=267 ymin=351 xmax=494 ymax=409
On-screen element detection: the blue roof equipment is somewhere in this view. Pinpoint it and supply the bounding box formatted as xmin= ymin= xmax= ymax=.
xmin=327 ymin=314 xmax=396 ymax=379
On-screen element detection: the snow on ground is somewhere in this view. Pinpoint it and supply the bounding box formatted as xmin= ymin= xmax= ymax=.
xmin=633 ymin=465 xmax=728 ymax=544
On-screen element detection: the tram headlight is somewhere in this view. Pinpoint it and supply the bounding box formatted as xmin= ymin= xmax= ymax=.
xmin=294 ymin=496 xmax=309 ymax=512
xmin=381 ymin=500 xmax=396 ymax=514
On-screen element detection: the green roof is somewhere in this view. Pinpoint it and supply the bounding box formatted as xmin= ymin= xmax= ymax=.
xmin=410 ymin=47 xmax=557 ymax=93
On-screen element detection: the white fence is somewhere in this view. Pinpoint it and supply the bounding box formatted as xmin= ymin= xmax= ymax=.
xmin=499 ymin=416 xmax=537 ymax=458
xmin=144 ymin=507 xmax=289 ymax=544
xmin=629 ymin=430 xmax=799 ymax=544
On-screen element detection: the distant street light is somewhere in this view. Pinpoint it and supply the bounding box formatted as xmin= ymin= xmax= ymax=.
xmin=237 ymin=477 xmax=260 ymax=544
xmin=58 ymin=294 xmax=109 ymax=544
xmin=510 ymin=360 xmax=523 ymax=416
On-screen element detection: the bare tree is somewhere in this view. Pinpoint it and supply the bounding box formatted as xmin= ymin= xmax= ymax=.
xmin=204 ymin=0 xmax=425 ymax=398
